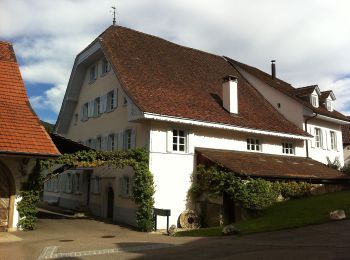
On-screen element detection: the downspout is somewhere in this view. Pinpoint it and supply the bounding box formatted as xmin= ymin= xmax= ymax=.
xmin=304 ymin=112 xmax=318 ymax=158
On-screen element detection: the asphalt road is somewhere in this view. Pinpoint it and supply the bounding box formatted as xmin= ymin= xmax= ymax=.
xmin=1 ymin=208 xmax=350 ymax=260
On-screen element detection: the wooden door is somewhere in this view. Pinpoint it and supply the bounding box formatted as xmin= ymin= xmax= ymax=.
xmin=0 ymin=173 xmax=10 ymax=232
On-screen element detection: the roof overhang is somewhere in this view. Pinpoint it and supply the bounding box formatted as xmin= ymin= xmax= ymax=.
xmin=142 ymin=112 xmax=310 ymax=140
xmin=0 ymin=150 xmax=60 ymax=159
xmin=316 ymin=114 xmax=350 ymax=124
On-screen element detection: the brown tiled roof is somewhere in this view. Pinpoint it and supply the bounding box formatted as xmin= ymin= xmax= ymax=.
xmin=0 ymin=41 xmax=60 ymax=157
xmin=342 ymin=116 xmax=350 ymax=145
xmin=197 ymin=148 xmax=350 ymax=181
xmin=293 ymin=85 xmax=317 ymax=97
xmin=99 ymin=26 xmax=307 ymax=137
xmin=227 ymin=59 xmax=349 ymax=122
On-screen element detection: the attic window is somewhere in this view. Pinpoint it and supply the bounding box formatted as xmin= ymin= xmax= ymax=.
xmin=89 ymin=64 xmax=97 ymax=82
xmin=311 ymin=94 xmax=318 ymax=108
xmin=102 ymin=58 xmax=110 ymax=74
xmin=326 ymin=100 xmax=333 ymax=111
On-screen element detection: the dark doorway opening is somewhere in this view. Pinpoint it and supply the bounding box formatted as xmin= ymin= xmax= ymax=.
xmin=223 ymin=193 xmax=235 ymax=225
xmin=0 ymin=172 xmax=10 ymax=232
xmin=107 ymin=187 xmax=114 ymax=220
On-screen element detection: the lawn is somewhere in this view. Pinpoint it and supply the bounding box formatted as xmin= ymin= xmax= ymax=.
xmin=176 ymin=190 xmax=350 ymax=237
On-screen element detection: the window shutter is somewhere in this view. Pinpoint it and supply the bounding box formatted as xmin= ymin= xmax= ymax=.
xmin=113 ymin=89 xmax=118 ymax=109
xmin=187 ymin=131 xmax=194 ymax=153
xmin=166 ymin=129 xmax=173 ymax=152
xmin=322 ymin=129 xmax=327 ymax=149
xmin=131 ymin=128 xmax=136 ymax=149
xmin=88 ymin=101 xmax=94 ymax=118
xmin=91 ymin=139 xmax=96 ymax=150
xmin=118 ymin=132 xmax=124 ymax=150
xmin=101 ymin=136 xmax=107 ymax=151
xmin=80 ymin=106 xmax=84 ymax=121
xmin=107 ymin=93 xmax=112 ymax=112
xmin=309 ymin=126 xmax=315 ymax=148
xmin=100 ymin=94 xmax=107 ymax=113
xmin=326 ymin=131 xmax=330 ymax=150
xmin=335 ymin=133 xmax=339 ymax=152
xmin=107 ymin=135 xmax=112 ymax=151
xmin=114 ymin=134 xmax=119 ymax=151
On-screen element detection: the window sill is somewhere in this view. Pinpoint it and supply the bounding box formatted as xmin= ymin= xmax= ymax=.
xmin=88 ymin=79 xmax=97 ymax=85
xmin=100 ymin=71 xmax=110 ymax=78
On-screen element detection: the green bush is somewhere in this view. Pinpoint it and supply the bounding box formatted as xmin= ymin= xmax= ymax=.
xmin=278 ymin=181 xmax=313 ymax=199
xmin=16 ymin=191 xmax=40 ymax=231
xmin=194 ymin=165 xmax=279 ymax=210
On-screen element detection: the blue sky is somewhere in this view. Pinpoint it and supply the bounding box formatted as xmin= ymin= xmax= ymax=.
xmin=1 ymin=0 xmax=350 ymax=124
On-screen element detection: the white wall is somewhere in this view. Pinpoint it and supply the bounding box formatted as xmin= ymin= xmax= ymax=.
xmin=307 ymin=119 xmax=344 ymax=165
xmin=149 ymin=121 xmax=306 ymax=228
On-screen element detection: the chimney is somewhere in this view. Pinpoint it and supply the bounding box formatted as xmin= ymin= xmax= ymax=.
xmin=222 ymin=75 xmax=238 ymax=114
xmin=271 ymin=60 xmax=276 ymax=79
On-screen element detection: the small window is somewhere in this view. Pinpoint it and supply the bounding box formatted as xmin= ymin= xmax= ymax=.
xmin=96 ymin=136 xmax=102 ymax=151
xmin=107 ymin=90 xmax=117 ymax=111
xmin=282 ymin=142 xmax=294 ymax=154
xmin=123 ymin=96 xmax=128 ymax=106
xmin=81 ymin=103 xmax=88 ymax=121
xmin=108 ymin=134 xmax=115 ymax=151
xmin=247 ymin=138 xmax=261 ymax=151
xmin=326 ymin=100 xmax=333 ymax=111
xmin=94 ymin=97 xmax=100 ymax=117
xmin=89 ymin=64 xmax=97 ymax=82
xmin=173 ymin=130 xmax=186 ymax=152
xmin=90 ymin=176 xmax=101 ymax=194
xmin=315 ymin=128 xmax=322 ymax=148
xmin=124 ymin=129 xmax=132 ymax=150
xmin=330 ymin=131 xmax=337 ymax=150
xmin=101 ymin=58 xmax=110 ymax=74
xmin=311 ymin=94 xmax=318 ymax=108
xmin=120 ymin=176 xmax=131 ymax=197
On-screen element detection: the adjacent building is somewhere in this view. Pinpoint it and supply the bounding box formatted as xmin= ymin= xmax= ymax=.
xmin=47 ymin=25 xmax=349 ymax=228
xmin=341 ymin=117 xmax=350 ymax=166
xmin=0 ymin=41 xmax=60 ymax=232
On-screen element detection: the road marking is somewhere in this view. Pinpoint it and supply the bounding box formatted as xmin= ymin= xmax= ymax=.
xmin=38 ymin=246 xmax=58 ymax=259
xmin=38 ymin=243 xmax=175 ymax=259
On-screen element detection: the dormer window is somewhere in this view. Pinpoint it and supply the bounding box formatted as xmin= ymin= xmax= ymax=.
xmin=311 ymin=94 xmax=318 ymax=108
xmin=326 ymin=100 xmax=333 ymax=111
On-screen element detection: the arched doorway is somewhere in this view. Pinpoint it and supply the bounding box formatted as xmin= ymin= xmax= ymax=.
xmin=0 ymin=169 xmax=13 ymax=232
xmin=107 ymin=187 xmax=114 ymax=220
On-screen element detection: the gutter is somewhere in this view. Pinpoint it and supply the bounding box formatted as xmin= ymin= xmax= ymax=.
xmin=304 ymin=112 xmax=318 ymax=158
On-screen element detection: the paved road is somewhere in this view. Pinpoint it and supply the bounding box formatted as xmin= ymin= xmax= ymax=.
xmin=1 ymin=208 xmax=350 ymax=259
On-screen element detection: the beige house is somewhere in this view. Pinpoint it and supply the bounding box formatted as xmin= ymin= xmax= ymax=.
xmin=0 ymin=41 xmax=60 ymax=232
xmin=47 ymin=25 xmax=350 ymax=229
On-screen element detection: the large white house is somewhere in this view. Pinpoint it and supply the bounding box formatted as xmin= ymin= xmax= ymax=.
xmin=45 ymin=25 xmax=350 ymax=229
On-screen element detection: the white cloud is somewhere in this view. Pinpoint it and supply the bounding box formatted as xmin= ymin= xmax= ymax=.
xmin=1 ymin=0 xmax=350 ymax=120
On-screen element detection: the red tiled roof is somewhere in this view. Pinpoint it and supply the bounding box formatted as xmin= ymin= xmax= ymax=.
xmin=99 ymin=26 xmax=308 ymax=137
xmin=0 ymin=41 xmax=60 ymax=157
xmin=227 ymin=59 xmax=349 ymax=122
xmin=342 ymin=116 xmax=350 ymax=145
xmin=197 ymin=148 xmax=350 ymax=181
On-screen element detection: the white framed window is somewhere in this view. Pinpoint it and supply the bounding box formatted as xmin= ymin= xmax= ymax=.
xmin=96 ymin=136 xmax=102 ymax=151
xmin=107 ymin=134 xmax=116 ymax=151
xmin=173 ymin=129 xmax=187 ymax=152
xmin=247 ymin=138 xmax=261 ymax=151
xmin=124 ymin=129 xmax=132 ymax=150
xmin=101 ymin=58 xmax=110 ymax=74
xmin=311 ymin=94 xmax=319 ymax=108
xmin=93 ymin=97 xmax=100 ymax=117
xmin=90 ymin=176 xmax=101 ymax=194
xmin=119 ymin=176 xmax=131 ymax=197
xmin=81 ymin=103 xmax=88 ymax=121
xmin=315 ymin=128 xmax=322 ymax=148
xmin=282 ymin=142 xmax=294 ymax=154
xmin=89 ymin=64 xmax=97 ymax=82
xmin=326 ymin=100 xmax=333 ymax=111
xmin=330 ymin=131 xmax=337 ymax=150
xmin=107 ymin=90 xmax=117 ymax=111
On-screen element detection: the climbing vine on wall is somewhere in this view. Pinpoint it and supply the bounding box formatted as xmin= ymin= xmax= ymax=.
xmin=41 ymin=148 xmax=155 ymax=231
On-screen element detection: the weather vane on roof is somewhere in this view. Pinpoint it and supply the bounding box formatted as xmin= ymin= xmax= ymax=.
xmin=111 ymin=5 xmax=116 ymax=26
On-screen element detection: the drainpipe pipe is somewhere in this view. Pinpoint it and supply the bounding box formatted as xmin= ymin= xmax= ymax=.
xmin=304 ymin=112 xmax=318 ymax=158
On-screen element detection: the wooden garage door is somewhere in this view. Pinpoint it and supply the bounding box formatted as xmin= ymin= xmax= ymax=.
xmin=0 ymin=173 xmax=10 ymax=232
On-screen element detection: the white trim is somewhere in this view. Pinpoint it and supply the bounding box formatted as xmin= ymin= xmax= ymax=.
xmin=143 ymin=112 xmax=310 ymax=140
xmin=316 ymin=114 xmax=350 ymax=124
